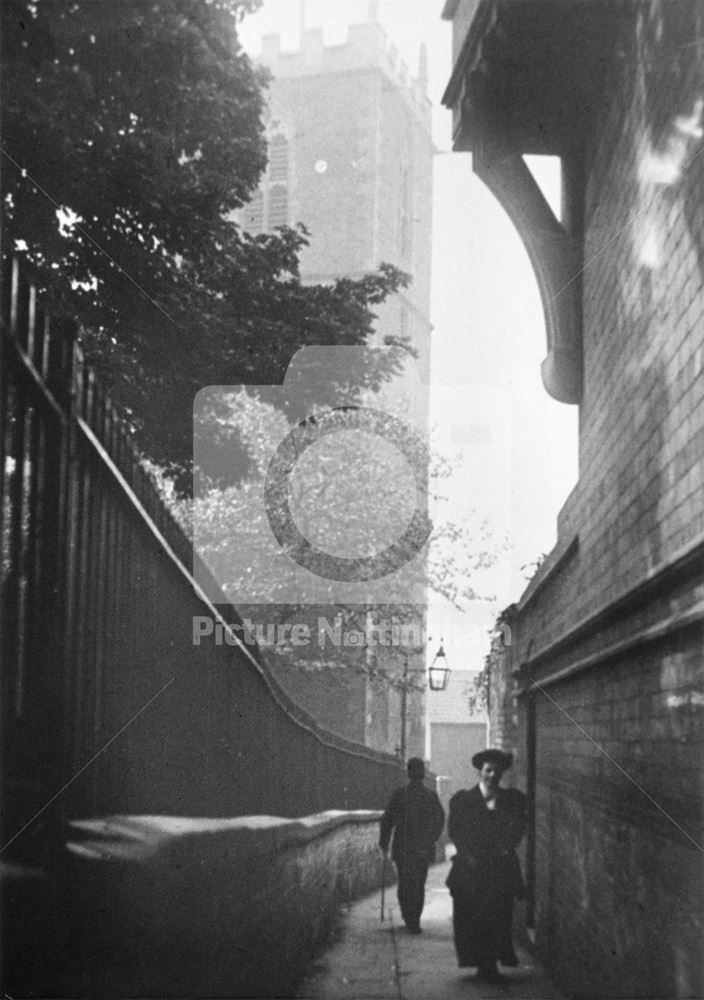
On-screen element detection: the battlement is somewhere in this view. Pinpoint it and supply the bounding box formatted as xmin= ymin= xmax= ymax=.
xmin=258 ymin=21 xmax=431 ymax=128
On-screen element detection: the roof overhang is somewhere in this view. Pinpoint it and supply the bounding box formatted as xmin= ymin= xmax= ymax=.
xmin=441 ymin=0 xmax=461 ymax=18
xmin=442 ymin=0 xmax=629 ymax=156
xmin=439 ymin=0 xmax=639 ymax=403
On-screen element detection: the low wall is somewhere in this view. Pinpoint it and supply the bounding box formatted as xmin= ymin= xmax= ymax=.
xmin=3 ymin=810 xmax=386 ymax=999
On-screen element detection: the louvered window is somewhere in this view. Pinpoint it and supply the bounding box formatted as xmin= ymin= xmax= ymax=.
xmin=268 ymin=184 xmax=289 ymax=228
xmin=242 ymin=189 xmax=264 ymax=234
xmin=269 ymin=134 xmax=289 ymax=182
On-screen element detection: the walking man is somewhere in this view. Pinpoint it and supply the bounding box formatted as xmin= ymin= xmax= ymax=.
xmin=379 ymin=758 xmax=445 ymax=933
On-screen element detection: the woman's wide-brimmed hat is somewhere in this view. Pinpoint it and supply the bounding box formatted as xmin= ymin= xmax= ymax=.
xmin=472 ymin=748 xmax=514 ymax=771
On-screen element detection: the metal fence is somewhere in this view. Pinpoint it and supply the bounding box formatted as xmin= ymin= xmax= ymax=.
xmin=0 ymin=258 xmax=402 ymax=862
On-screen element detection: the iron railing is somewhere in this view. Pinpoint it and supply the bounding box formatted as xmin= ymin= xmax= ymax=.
xmin=0 ymin=258 xmax=402 ymax=862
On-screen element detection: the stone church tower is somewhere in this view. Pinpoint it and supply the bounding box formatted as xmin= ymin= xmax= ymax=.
xmin=246 ymin=15 xmax=434 ymax=379
xmin=243 ymin=13 xmax=435 ymax=760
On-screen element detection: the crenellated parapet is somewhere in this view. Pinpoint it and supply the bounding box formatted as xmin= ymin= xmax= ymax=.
xmin=258 ymin=22 xmax=432 ymax=129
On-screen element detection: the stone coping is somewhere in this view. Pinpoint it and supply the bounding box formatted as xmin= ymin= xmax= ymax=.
xmin=65 ymin=809 xmax=383 ymax=865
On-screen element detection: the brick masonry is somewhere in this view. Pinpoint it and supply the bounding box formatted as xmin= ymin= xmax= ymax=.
xmin=471 ymin=4 xmax=704 ymax=998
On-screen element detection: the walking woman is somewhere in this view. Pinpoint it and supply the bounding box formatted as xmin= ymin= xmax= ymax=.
xmin=447 ymin=749 xmax=526 ymax=982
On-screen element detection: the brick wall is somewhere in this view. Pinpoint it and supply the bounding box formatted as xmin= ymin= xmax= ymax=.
xmin=531 ymin=647 xmax=703 ymax=999
xmin=577 ymin=8 xmax=704 ymax=614
xmin=484 ymin=612 xmax=521 ymax=764
xmin=510 ymin=5 xmax=704 ymax=998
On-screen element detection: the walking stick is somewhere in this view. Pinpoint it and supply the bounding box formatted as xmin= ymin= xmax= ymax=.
xmin=380 ymin=853 xmax=386 ymax=922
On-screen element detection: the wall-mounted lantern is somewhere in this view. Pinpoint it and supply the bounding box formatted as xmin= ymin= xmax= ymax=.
xmin=428 ymin=641 xmax=451 ymax=691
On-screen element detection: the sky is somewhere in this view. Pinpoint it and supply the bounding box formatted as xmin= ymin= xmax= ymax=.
xmin=238 ymin=0 xmax=579 ymax=672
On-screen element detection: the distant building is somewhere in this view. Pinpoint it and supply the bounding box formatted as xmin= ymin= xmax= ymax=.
xmin=442 ymin=2 xmax=704 ymax=997
xmin=244 ymin=15 xmax=435 ymax=760
xmin=428 ymin=669 xmax=487 ymax=836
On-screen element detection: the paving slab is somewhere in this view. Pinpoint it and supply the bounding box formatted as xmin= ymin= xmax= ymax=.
xmin=297 ymin=861 xmax=567 ymax=1000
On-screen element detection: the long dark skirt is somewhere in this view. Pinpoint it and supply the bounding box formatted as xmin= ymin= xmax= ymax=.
xmin=452 ymin=885 xmax=516 ymax=968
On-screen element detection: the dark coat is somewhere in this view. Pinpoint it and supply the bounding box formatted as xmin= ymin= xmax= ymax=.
xmin=379 ymin=782 xmax=445 ymax=863
xmin=447 ymin=784 xmax=526 ymax=899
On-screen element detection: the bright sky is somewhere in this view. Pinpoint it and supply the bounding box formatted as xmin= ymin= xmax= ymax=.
xmin=239 ymin=0 xmax=579 ymax=672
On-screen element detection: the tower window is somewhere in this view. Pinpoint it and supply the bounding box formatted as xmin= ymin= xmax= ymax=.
xmin=268 ymin=183 xmax=289 ymax=228
xmin=242 ymin=189 xmax=264 ymax=234
xmin=239 ymin=129 xmax=290 ymax=233
xmin=269 ymin=134 xmax=289 ymax=183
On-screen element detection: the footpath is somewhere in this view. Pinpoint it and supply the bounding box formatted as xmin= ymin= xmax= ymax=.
xmin=297 ymin=861 xmax=567 ymax=1000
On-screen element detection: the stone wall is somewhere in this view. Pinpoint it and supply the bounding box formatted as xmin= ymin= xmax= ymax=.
xmin=4 ymin=811 xmax=388 ymax=998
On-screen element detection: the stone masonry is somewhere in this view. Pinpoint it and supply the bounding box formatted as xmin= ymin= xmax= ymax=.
xmin=242 ymin=17 xmax=435 ymax=761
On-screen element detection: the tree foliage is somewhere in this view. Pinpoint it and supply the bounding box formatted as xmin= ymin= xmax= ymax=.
xmin=166 ymin=389 xmax=504 ymax=688
xmin=177 ymin=390 xmax=500 ymax=607
xmin=463 ymin=608 xmax=514 ymax=717
xmin=2 ymin=0 xmax=408 ymax=489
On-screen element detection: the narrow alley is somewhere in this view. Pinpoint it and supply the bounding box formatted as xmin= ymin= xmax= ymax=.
xmin=3 ymin=1 xmax=703 ymax=998
xmin=298 ymin=862 xmax=565 ymax=1000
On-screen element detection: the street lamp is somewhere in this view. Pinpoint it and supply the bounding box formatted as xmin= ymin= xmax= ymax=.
xmin=397 ymin=641 xmax=452 ymax=760
xmin=428 ymin=641 xmax=451 ymax=691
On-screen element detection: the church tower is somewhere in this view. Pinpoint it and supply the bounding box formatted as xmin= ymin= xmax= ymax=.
xmin=240 ymin=13 xmax=434 ymax=760
xmin=246 ymin=15 xmax=434 ymax=381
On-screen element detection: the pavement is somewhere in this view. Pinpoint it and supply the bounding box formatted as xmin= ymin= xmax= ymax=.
xmin=297 ymin=861 xmax=567 ymax=1000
